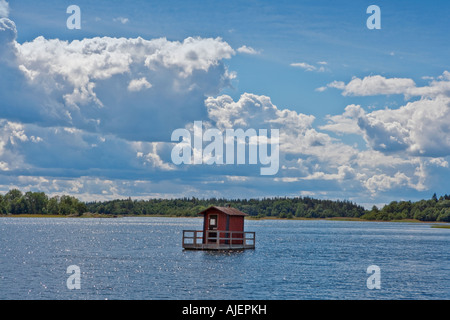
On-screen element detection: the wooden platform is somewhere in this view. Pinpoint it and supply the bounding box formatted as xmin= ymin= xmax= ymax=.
xmin=182 ymin=230 xmax=255 ymax=251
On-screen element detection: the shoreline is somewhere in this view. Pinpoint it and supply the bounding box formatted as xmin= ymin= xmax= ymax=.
xmin=246 ymin=216 xmax=449 ymax=224
xmin=0 ymin=213 xmax=448 ymax=225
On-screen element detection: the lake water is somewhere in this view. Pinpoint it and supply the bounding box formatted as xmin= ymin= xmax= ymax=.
xmin=0 ymin=217 xmax=448 ymax=300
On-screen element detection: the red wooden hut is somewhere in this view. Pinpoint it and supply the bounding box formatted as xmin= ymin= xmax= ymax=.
xmin=182 ymin=205 xmax=255 ymax=250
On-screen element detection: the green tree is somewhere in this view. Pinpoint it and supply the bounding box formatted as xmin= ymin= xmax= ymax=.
xmin=432 ymin=193 xmax=438 ymax=202
xmin=5 ymin=189 xmax=24 ymax=214
xmin=58 ymin=195 xmax=86 ymax=216
xmin=47 ymin=196 xmax=60 ymax=215
xmin=0 ymin=194 xmax=7 ymax=214
xmin=437 ymin=208 xmax=450 ymax=222
xmin=24 ymin=192 xmax=48 ymax=214
xmin=295 ymin=203 xmax=307 ymax=217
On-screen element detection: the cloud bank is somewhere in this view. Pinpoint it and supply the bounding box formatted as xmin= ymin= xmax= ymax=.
xmin=320 ymin=73 xmax=450 ymax=157
xmin=0 ymin=14 xmax=449 ymax=206
xmin=1 ymin=19 xmax=235 ymax=141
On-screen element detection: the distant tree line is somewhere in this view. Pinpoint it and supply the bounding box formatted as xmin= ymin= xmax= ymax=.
xmin=85 ymin=196 xmax=367 ymax=219
xmin=0 ymin=189 xmax=87 ymax=216
xmin=362 ymin=193 xmax=450 ymax=222
xmin=0 ymin=189 xmax=449 ymax=222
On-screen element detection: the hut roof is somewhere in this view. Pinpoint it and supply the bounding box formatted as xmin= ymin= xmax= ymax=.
xmin=198 ymin=206 xmax=248 ymax=216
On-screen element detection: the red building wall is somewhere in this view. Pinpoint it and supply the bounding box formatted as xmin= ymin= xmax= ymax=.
xmin=229 ymin=215 xmax=244 ymax=232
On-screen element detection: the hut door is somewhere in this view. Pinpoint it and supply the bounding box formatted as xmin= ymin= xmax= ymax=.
xmin=208 ymin=214 xmax=217 ymax=243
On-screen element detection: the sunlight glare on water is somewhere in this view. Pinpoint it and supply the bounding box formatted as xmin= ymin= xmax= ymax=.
xmin=0 ymin=217 xmax=448 ymax=300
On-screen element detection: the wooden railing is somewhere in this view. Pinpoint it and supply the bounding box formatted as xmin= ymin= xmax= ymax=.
xmin=182 ymin=230 xmax=255 ymax=250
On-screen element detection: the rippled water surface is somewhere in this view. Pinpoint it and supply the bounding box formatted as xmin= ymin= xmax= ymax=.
xmin=0 ymin=217 xmax=448 ymax=299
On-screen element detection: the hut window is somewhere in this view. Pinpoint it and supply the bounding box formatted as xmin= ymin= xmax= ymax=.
xmin=209 ymin=215 xmax=217 ymax=228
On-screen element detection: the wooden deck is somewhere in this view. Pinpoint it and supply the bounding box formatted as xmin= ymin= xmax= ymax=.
xmin=182 ymin=230 xmax=255 ymax=250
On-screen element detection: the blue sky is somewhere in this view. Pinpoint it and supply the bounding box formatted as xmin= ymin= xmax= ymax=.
xmin=0 ymin=0 xmax=449 ymax=207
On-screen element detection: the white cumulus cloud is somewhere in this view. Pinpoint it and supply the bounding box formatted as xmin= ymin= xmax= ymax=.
xmin=319 ymin=72 xmax=450 ymax=98
xmin=0 ymin=0 xmax=9 ymax=18
xmin=236 ymin=45 xmax=260 ymax=55
xmin=128 ymin=77 xmax=152 ymax=92
xmin=0 ymin=22 xmax=236 ymax=141
xmin=113 ymin=17 xmax=129 ymax=24
xmin=291 ymin=61 xmax=327 ymax=72
xmin=204 ymin=91 xmax=448 ymax=196
xmin=320 ymin=73 xmax=450 ymax=157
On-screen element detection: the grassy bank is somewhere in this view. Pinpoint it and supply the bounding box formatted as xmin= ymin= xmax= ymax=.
xmin=431 ymin=224 xmax=450 ymax=229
